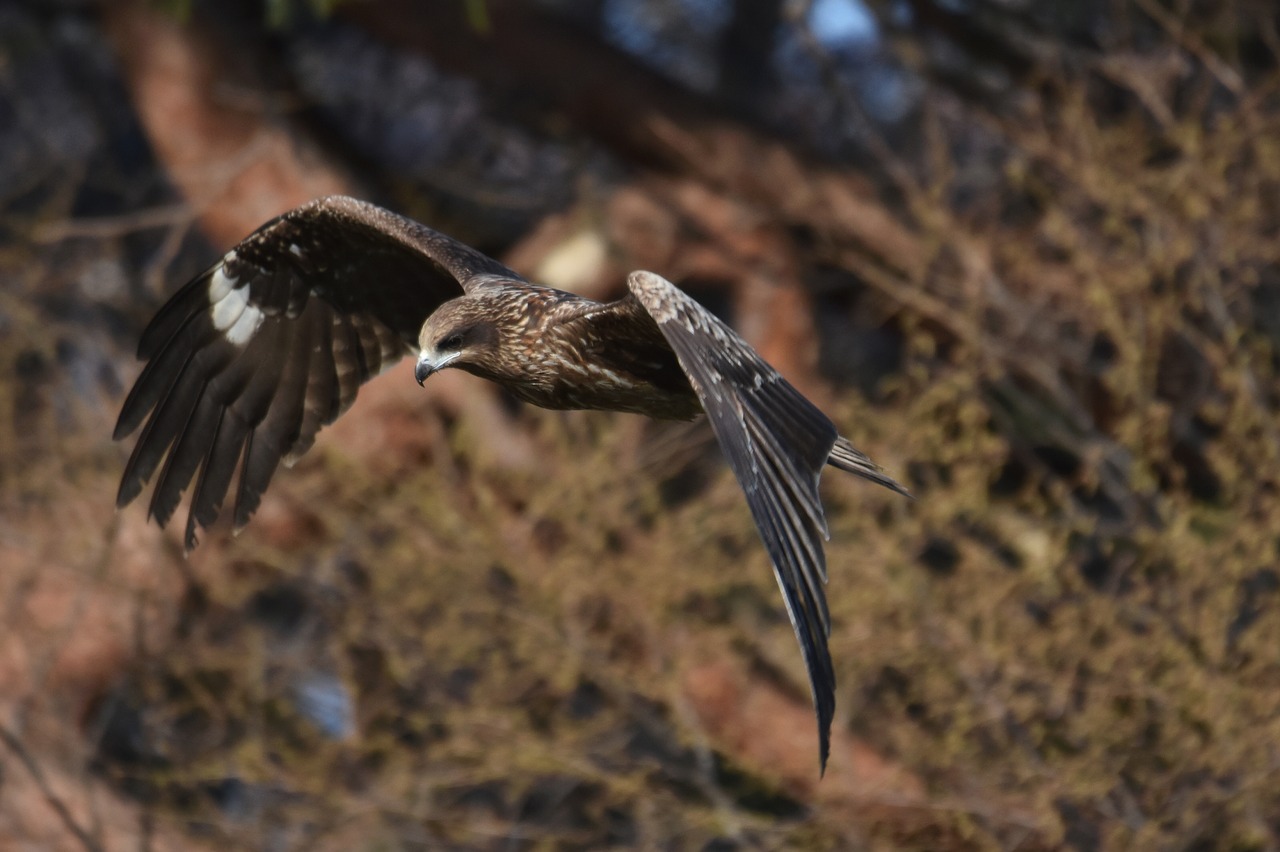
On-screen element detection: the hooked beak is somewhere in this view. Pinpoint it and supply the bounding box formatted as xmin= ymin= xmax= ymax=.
xmin=415 ymin=354 xmax=436 ymax=386
xmin=415 ymin=351 xmax=458 ymax=386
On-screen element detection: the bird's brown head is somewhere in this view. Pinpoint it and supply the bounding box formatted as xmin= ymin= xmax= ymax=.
xmin=415 ymin=296 xmax=502 ymax=385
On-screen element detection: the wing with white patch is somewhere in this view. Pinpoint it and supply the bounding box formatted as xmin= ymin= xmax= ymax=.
xmin=627 ymin=270 xmax=847 ymax=773
xmin=115 ymin=195 xmax=524 ymax=549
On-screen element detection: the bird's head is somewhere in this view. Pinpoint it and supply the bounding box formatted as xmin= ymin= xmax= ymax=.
xmin=415 ymin=296 xmax=502 ymax=385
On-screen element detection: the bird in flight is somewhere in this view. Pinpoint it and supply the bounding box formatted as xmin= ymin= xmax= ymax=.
xmin=114 ymin=195 xmax=907 ymax=772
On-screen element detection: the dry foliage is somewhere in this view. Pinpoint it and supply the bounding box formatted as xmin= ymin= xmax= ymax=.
xmin=3 ymin=1 xmax=1280 ymax=850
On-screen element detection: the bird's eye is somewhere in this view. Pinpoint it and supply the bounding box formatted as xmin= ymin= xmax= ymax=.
xmin=442 ymin=333 xmax=465 ymax=351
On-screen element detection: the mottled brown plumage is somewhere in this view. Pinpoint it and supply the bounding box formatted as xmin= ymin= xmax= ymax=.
xmin=115 ymin=196 xmax=908 ymax=773
xmin=415 ymin=286 xmax=701 ymax=419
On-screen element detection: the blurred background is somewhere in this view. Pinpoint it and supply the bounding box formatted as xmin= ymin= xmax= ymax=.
xmin=3 ymin=0 xmax=1280 ymax=848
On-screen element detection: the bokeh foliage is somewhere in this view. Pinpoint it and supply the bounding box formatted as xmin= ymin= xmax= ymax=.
xmin=4 ymin=0 xmax=1280 ymax=849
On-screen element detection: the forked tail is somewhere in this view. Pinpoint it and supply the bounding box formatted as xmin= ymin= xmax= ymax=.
xmin=827 ymin=437 xmax=912 ymax=497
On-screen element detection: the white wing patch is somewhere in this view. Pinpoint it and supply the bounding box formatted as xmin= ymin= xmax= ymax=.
xmin=208 ymin=263 xmax=263 ymax=346
xmin=224 ymin=301 xmax=265 ymax=345
xmin=207 ymin=260 xmax=236 ymax=302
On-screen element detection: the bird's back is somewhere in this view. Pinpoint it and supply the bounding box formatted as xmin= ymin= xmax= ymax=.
xmin=465 ymin=290 xmax=702 ymax=419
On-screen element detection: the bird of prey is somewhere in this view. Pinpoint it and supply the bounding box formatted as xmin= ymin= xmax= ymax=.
xmin=114 ymin=195 xmax=907 ymax=772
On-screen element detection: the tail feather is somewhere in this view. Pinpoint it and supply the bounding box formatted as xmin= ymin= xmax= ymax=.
xmin=826 ymin=437 xmax=911 ymax=497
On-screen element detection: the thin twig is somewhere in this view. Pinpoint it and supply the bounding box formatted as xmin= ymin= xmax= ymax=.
xmin=0 ymin=723 xmax=104 ymax=852
xmin=32 ymin=202 xmax=195 ymax=242
xmin=1132 ymin=0 xmax=1244 ymax=95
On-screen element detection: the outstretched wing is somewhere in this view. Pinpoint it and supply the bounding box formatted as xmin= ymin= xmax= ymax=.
xmin=627 ymin=270 xmax=847 ymax=773
xmin=115 ymin=195 xmax=523 ymax=549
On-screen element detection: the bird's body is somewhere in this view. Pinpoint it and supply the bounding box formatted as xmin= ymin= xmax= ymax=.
xmin=419 ymin=286 xmax=701 ymax=419
xmin=114 ymin=195 xmax=907 ymax=773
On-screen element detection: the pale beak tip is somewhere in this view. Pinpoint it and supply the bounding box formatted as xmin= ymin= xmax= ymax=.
xmin=414 ymin=357 xmax=434 ymax=386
